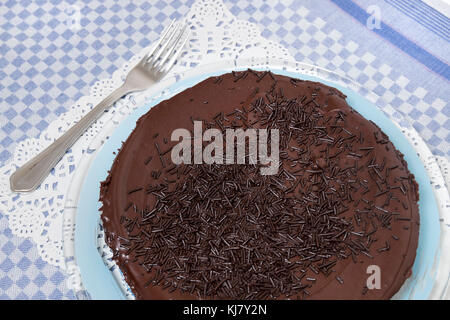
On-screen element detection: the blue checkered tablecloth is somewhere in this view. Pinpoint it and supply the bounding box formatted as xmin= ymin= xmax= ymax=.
xmin=0 ymin=0 xmax=449 ymax=299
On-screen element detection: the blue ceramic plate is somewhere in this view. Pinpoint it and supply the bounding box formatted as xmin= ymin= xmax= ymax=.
xmin=75 ymin=69 xmax=440 ymax=300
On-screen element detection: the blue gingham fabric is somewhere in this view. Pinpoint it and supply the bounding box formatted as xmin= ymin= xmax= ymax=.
xmin=0 ymin=0 xmax=449 ymax=299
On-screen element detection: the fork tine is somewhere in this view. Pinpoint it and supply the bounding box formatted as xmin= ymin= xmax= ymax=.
xmin=154 ymin=24 xmax=188 ymax=69
xmin=140 ymin=19 xmax=175 ymax=64
xmin=148 ymin=21 xmax=182 ymax=65
xmin=158 ymin=25 xmax=190 ymax=74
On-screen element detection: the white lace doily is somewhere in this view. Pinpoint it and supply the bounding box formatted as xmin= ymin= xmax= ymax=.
xmin=0 ymin=0 xmax=448 ymax=299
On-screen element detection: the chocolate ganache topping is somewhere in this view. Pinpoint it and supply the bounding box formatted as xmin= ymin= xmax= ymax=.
xmin=100 ymin=69 xmax=419 ymax=300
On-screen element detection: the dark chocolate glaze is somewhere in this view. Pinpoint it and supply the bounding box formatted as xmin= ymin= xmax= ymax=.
xmin=100 ymin=70 xmax=419 ymax=300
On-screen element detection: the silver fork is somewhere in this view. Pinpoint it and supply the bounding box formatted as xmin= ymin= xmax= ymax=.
xmin=10 ymin=20 xmax=190 ymax=192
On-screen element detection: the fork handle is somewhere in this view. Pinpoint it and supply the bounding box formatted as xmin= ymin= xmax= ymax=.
xmin=10 ymin=84 xmax=131 ymax=192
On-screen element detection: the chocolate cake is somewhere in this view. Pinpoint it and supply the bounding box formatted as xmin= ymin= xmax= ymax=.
xmin=99 ymin=69 xmax=419 ymax=300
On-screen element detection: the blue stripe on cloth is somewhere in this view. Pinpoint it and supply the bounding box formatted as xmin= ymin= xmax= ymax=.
xmin=385 ymin=0 xmax=450 ymax=41
xmin=399 ymin=0 xmax=449 ymax=23
xmin=329 ymin=0 xmax=450 ymax=80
